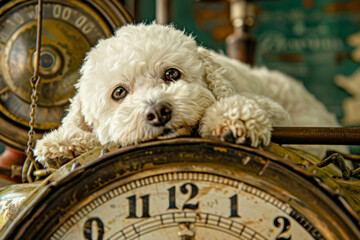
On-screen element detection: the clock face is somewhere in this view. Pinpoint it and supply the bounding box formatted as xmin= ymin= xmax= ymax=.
xmin=51 ymin=169 xmax=322 ymax=240
xmin=0 ymin=0 xmax=110 ymax=129
xmin=0 ymin=0 xmax=131 ymax=151
xmin=2 ymin=139 xmax=359 ymax=240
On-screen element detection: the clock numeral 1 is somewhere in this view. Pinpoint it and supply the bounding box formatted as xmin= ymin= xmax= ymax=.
xmin=168 ymin=186 xmax=178 ymax=209
xmin=229 ymin=194 xmax=240 ymax=218
xmin=83 ymin=217 xmax=104 ymax=240
xmin=127 ymin=194 xmax=151 ymax=218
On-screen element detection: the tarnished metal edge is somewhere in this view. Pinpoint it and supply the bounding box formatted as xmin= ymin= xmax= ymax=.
xmin=1 ymin=138 xmax=359 ymax=238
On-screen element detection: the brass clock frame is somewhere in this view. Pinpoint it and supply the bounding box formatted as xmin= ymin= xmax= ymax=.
xmin=0 ymin=0 xmax=132 ymax=151
xmin=1 ymin=138 xmax=359 ymax=239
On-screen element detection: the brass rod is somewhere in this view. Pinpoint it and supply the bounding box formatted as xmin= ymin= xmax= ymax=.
xmin=272 ymin=127 xmax=360 ymax=145
xmin=156 ymin=0 xmax=172 ymax=24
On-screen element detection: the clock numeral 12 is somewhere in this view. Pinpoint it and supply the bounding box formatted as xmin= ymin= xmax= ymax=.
xmin=168 ymin=183 xmax=199 ymax=210
xmin=127 ymin=194 xmax=151 ymax=218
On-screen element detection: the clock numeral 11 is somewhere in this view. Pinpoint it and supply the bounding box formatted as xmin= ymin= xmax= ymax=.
xmin=127 ymin=194 xmax=150 ymax=218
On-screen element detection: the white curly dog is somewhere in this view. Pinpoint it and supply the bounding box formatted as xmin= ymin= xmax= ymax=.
xmin=34 ymin=23 xmax=346 ymax=168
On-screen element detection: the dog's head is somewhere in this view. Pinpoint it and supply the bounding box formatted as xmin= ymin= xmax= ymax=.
xmin=75 ymin=23 xmax=234 ymax=146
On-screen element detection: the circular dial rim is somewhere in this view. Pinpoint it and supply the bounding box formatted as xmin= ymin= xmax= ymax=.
xmin=0 ymin=0 xmax=132 ymax=151
xmin=2 ymin=139 xmax=359 ymax=239
xmin=51 ymin=169 xmax=322 ymax=239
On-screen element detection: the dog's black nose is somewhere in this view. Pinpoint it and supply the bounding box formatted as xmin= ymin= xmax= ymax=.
xmin=145 ymin=102 xmax=172 ymax=127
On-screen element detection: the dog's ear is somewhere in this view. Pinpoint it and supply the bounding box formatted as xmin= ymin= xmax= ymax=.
xmin=61 ymin=93 xmax=93 ymax=132
xmin=197 ymin=47 xmax=237 ymax=99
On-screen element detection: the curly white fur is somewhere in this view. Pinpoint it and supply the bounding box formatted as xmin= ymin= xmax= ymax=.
xmin=34 ymin=23 xmax=347 ymax=168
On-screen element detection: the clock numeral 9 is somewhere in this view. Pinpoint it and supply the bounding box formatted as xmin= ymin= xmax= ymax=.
xmin=83 ymin=217 xmax=104 ymax=240
xmin=168 ymin=183 xmax=199 ymax=210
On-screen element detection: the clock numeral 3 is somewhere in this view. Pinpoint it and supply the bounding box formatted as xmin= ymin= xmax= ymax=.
xmin=127 ymin=194 xmax=151 ymax=218
xmin=274 ymin=216 xmax=292 ymax=240
xmin=83 ymin=217 xmax=104 ymax=240
xmin=168 ymin=183 xmax=199 ymax=210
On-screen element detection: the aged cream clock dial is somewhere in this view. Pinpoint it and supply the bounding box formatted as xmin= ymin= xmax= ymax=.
xmin=53 ymin=172 xmax=320 ymax=240
xmin=2 ymin=139 xmax=359 ymax=239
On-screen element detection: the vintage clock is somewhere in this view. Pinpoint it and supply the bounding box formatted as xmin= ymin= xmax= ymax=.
xmin=0 ymin=0 xmax=131 ymax=151
xmin=1 ymin=138 xmax=359 ymax=239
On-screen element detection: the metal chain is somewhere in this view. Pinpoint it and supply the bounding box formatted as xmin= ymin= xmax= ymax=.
xmin=317 ymin=152 xmax=360 ymax=179
xmin=22 ymin=0 xmax=43 ymax=183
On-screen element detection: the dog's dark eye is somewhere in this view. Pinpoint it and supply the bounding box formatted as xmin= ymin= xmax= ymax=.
xmin=164 ymin=68 xmax=181 ymax=81
xmin=112 ymin=87 xmax=127 ymax=101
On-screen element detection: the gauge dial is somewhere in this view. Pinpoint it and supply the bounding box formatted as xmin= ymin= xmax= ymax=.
xmin=0 ymin=0 xmax=131 ymax=150
xmin=2 ymin=139 xmax=359 ymax=240
xmin=52 ymin=171 xmax=322 ymax=240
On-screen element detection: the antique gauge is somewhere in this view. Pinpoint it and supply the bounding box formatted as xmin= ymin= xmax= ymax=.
xmin=1 ymin=138 xmax=359 ymax=239
xmin=0 ymin=0 xmax=132 ymax=150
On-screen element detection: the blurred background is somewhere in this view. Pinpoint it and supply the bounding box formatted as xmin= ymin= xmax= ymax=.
xmin=136 ymin=0 xmax=360 ymax=126
xmin=130 ymin=0 xmax=360 ymax=154
xmin=0 ymin=0 xmax=359 ymax=160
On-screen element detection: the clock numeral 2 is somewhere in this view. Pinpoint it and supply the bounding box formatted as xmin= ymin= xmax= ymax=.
xmin=274 ymin=216 xmax=292 ymax=240
xmin=83 ymin=217 xmax=104 ymax=240
xmin=168 ymin=183 xmax=199 ymax=210
xmin=127 ymin=194 xmax=151 ymax=218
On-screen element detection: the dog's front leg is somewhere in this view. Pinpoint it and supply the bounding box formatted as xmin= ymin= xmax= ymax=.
xmin=34 ymin=95 xmax=101 ymax=168
xmin=34 ymin=126 xmax=100 ymax=168
xmin=199 ymin=93 xmax=291 ymax=147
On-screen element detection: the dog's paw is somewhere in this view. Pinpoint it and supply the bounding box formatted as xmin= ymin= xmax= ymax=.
xmin=34 ymin=128 xmax=100 ymax=169
xmin=34 ymin=140 xmax=78 ymax=169
xmin=200 ymin=95 xmax=272 ymax=147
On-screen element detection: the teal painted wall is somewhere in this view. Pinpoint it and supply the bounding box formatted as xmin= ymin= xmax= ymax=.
xmin=136 ymin=0 xmax=229 ymax=51
xmin=254 ymin=0 xmax=359 ymax=121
